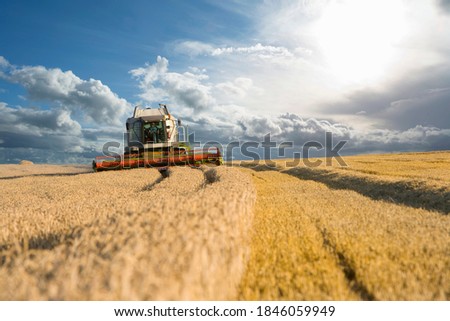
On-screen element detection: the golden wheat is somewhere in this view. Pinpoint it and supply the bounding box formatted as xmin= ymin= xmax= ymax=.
xmin=238 ymin=169 xmax=358 ymax=300
xmin=269 ymin=150 xmax=450 ymax=190
xmin=1 ymin=151 xmax=448 ymax=301
xmin=283 ymin=167 xmax=449 ymax=300
xmin=0 ymin=166 xmax=255 ymax=300
xmin=239 ymin=151 xmax=450 ymax=300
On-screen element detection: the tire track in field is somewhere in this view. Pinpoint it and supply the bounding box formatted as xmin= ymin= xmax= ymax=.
xmin=238 ymin=169 xmax=358 ymax=300
xmin=240 ymin=166 xmax=449 ymax=300
xmin=0 ymin=166 xmax=255 ymax=300
xmin=0 ymin=168 xmax=163 ymax=247
xmin=284 ymin=167 xmax=450 ymax=214
xmin=319 ymin=228 xmax=375 ymax=300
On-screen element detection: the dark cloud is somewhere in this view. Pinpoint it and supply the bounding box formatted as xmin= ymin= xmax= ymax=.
xmin=378 ymin=88 xmax=450 ymax=130
xmin=81 ymin=127 xmax=127 ymax=144
xmin=1 ymin=53 xmax=449 ymax=164
xmin=437 ymin=0 xmax=450 ymax=13
xmin=0 ymin=102 xmax=123 ymax=164
xmin=0 ymin=103 xmax=81 ymax=130
xmin=0 ymin=103 xmax=86 ymax=152
xmin=184 ymin=110 xmax=450 ymax=157
xmin=320 ymin=64 xmax=450 ymax=130
xmin=0 ymin=131 xmax=78 ymax=150
xmin=346 ymin=126 xmax=450 ymax=154
xmin=2 ymin=98 xmax=449 ymax=163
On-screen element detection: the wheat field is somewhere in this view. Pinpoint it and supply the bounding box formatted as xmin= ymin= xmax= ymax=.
xmin=0 ymin=151 xmax=449 ymax=300
xmin=238 ymin=151 xmax=449 ymax=300
xmin=0 ymin=165 xmax=255 ymax=300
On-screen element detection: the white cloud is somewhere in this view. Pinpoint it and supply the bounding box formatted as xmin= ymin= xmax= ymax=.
xmin=129 ymin=56 xmax=169 ymax=88
xmin=130 ymin=56 xmax=215 ymax=111
xmin=209 ymin=0 xmax=450 ymax=124
xmin=211 ymin=43 xmax=294 ymax=59
xmin=294 ymin=47 xmax=313 ymax=56
xmin=0 ymin=56 xmax=10 ymax=68
xmin=215 ymin=77 xmax=262 ymax=100
xmin=173 ymin=38 xmax=341 ymax=117
xmin=0 ymin=56 xmax=11 ymax=79
xmin=173 ymin=40 xmax=215 ymax=57
xmin=3 ymin=0 xmax=450 ymax=166
xmin=0 ymin=103 xmax=81 ymax=135
xmin=128 ymin=56 xmax=450 ymax=154
xmin=0 ymin=58 xmax=133 ymax=163
xmin=2 ymin=61 xmax=131 ymax=126
xmin=174 ymin=41 xmax=302 ymax=64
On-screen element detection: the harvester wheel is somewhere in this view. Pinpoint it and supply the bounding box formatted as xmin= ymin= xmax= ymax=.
xmin=159 ymin=168 xmax=170 ymax=178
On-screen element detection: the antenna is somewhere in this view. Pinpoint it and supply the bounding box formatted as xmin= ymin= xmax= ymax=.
xmin=133 ymin=106 xmax=139 ymax=117
xmin=159 ymin=103 xmax=169 ymax=115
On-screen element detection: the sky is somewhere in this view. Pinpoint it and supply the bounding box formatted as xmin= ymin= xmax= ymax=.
xmin=1 ymin=0 xmax=450 ymax=163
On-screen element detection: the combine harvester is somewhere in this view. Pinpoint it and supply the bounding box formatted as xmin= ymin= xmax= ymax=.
xmin=93 ymin=104 xmax=222 ymax=172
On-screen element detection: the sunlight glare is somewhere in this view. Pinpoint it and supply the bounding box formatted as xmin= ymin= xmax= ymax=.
xmin=315 ymin=0 xmax=407 ymax=84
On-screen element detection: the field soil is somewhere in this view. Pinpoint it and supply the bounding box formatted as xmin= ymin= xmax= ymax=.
xmin=0 ymin=151 xmax=449 ymax=300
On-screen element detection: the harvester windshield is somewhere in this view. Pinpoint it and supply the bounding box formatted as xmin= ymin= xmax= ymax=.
xmin=143 ymin=121 xmax=165 ymax=143
xmin=129 ymin=121 xmax=142 ymax=143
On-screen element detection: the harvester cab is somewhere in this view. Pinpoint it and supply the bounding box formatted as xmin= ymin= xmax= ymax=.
xmin=93 ymin=105 xmax=222 ymax=171
xmin=125 ymin=104 xmax=187 ymax=154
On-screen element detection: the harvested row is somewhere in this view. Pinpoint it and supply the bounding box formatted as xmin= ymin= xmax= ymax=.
xmin=238 ymin=169 xmax=358 ymax=300
xmin=0 ymin=166 xmax=255 ymax=300
xmin=283 ymin=167 xmax=450 ymax=214
xmin=328 ymin=151 xmax=450 ymax=186
xmin=267 ymin=151 xmax=450 ymax=185
xmin=268 ymin=151 xmax=450 ymax=192
xmin=240 ymin=167 xmax=450 ymax=300
xmin=0 ymin=168 xmax=162 ymax=246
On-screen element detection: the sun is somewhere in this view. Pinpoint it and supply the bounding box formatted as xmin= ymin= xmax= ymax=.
xmin=314 ymin=0 xmax=407 ymax=84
